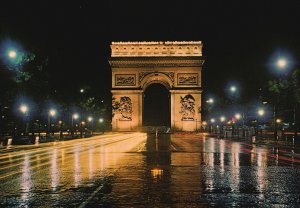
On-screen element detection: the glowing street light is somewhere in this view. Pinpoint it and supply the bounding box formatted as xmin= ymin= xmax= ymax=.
xmin=206 ymin=98 xmax=214 ymax=104
xmin=99 ymin=118 xmax=104 ymax=134
xmin=235 ymin=113 xmax=241 ymax=120
xmin=8 ymin=50 xmax=17 ymax=59
xmin=47 ymin=109 xmax=57 ymax=136
xmin=276 ymin=118 xmax=282 ymax=123
xmin=73 ymin=113 xmax=79 ymax=120
xmin=220 ymin=116 xmax=226 ymax=122
xmin=19 ymin=104 xmax=29 ymax=135
xmin=210 ymin=118 xmax=215 ymax=123
xmin=277 ymin=58 xmax=287 ymax=69
xmin=71 ymin=113 xmax=79 ymax=137
xmin=80 ymin=89 xmax=84 ymax=93
xmin=87 ymin=116 xmax=93 ymax=122
xmin=19 ymin=104 xmax=28 ymax=114
xmin=258 ymin=109 xmax=265 ymax=117
xmin=49 ymin=109 xmax=56 ymax=117
xmin=230 ymin=85 xmax=237 ymax=93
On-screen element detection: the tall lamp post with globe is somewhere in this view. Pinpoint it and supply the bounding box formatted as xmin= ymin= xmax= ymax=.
xmin=47 ymin=109 xmax=56 ymax=137
xmin=271 ymin=57 xmax=290 ymax=140
xmin=19 ymin=104 xmax=29 ymax=135
xmin=71 ymin=113 xmax=79 ymax=137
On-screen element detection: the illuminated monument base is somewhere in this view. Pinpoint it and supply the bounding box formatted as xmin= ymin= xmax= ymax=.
xmin=109 ymin=41 xmax=204 ymax=131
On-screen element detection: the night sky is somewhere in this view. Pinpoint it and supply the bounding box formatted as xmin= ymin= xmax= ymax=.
xmin=1 ymin=0 xmax=300 ymax=102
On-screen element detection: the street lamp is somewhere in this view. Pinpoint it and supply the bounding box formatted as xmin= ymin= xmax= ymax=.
xmin=235 ymin=113 xmax=241 ymax=120
xmin=72 ymin=113 xmax=79 ymax=137
xmin=48 ymin=109 xmax=56 ymax=137
xmin=257 ymin=108 xmax=265 ymax=136
xmin=277 ymin=58 xmax=287 ymax=69
xmin=20 ymin=104 xmax=28 ymax=114
xmin=87 ymin=116 xmax=93 ymax=135
xmin=19 ymin=104 xmax=29 ymax=135
xmin=99 ymin=118 xmax=104 ymax=134
xmin=220 ymin=116 xmax=226 ymax=122
xmin=8 ymin=50 xmax=17 ymax=59
xmin=230 ymin=85 xmax=237 ymax=93
xmin=206 ymin=98 xmax=214 ymax=104
xmin=258 ymin=109 xmax=265 ymax=117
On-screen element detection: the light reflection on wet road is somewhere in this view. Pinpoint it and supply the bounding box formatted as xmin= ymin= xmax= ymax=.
xmin=0 ymin=133 xmax=300 ymax=207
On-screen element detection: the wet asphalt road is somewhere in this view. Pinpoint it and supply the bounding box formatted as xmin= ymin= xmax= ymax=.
xmin=1 ymin=133 xmax=300 ymax=207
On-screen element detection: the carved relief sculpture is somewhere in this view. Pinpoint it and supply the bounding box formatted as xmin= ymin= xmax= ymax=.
xmin=177 ymin=73 xmax=198 ymax=85
xmin=112 ymin=96 xmax=133 ymax=120
xmin=119 ymin=97 xmax=133 ymax=120
xmin=180 ymin=94 xmax=195 ymax=120
xmin=115 ymin=74 xmax=136 ymax=86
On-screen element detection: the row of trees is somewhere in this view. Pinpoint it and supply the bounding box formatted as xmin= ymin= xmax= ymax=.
xmin=0 ymin=48 xmax=110 ymax=136
xmin=203 ymin=67 xmax=300 ymax=138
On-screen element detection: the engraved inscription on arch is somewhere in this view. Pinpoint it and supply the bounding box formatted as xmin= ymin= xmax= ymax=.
xmin=177 ymin=73 xmax=198 ymax=85
xmin=115 ymin=74 xmax=136 ymax=86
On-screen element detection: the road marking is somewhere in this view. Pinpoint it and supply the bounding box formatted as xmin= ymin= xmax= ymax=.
xmin=78 ymin=184 xmax=104 ymax=208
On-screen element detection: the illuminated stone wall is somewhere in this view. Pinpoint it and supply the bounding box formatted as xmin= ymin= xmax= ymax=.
xmin=109 ymin=41 xmax=204 ymax=131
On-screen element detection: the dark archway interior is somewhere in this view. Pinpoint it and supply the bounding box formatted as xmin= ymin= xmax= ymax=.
xmin=143 ymin=83 xmax=170 ymax=126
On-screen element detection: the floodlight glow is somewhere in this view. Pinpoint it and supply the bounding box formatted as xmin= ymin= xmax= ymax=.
xmin=88 ymin=116 xmax=93 ymax=122
xmin=210 ymin=118 xmax=215 ymax=123
xmin=202 ymin=121 xmax=207 ymax=126
xmin=80 ymin=89 xmax=84 ymax=93
xmin=99 ymin=118 xmax=104 ymax=123
xmin=276 ymin=118 xmax=281 ymax=123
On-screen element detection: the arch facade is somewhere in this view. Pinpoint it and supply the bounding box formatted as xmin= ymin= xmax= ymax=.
xmin=109 ymin=41 xmax=205 ymax=131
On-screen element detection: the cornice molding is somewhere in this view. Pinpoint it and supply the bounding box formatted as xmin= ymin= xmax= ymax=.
xmin=109 ymin=57 xmax=204 ymax=68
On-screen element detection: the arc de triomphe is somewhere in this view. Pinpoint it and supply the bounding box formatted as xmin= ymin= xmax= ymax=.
xmin=109 ymin=41 xmax=204 ymax=131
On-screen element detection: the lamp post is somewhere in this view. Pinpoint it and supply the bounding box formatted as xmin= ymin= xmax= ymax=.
xmin=99 ymin=118 xmax=104 ymax=134
xmin=58 ymin=120 xmax=63 ymax=139
xmin=71 ymin=113 xmax=79 ymax=137
xmin=80 ymin=121 xmax=85 ymax=138
xmin=87 ymin=116 xmax=93 ymax=136
xmin=257 ymin=109 xmax=265 ymax=137
xmin=47 ymin=109 xmax=56 ymax=137
xmin=220 ymin=116 xmax=226 ymax=136
xmin=273 ymin=57 xmax=288 ymax=140
xmin=210 ymin=118 xmax=215 ymax=134
xmin=19 ymin=104 xmax=29 ymax=135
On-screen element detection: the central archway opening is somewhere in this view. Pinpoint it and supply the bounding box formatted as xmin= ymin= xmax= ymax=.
xmin=143 ymin=83 xmax=170 ymax=127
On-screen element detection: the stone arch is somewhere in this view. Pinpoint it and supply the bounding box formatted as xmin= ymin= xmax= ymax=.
xmin=140 ymin=72 xmax=173 ymax=90
xmin=110 ymin=41 xmax=204 ymax=131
